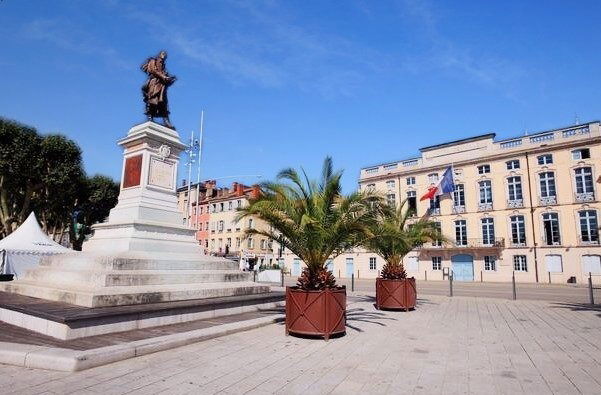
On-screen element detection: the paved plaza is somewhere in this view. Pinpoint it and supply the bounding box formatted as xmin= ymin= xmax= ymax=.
xmin=1 ymin=294 xmax=601 ymax=394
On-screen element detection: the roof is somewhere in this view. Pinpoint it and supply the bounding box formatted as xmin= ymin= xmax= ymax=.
xmin=419 ymin=133 xmax=495 ymax=152
xmin=0 ymin=212 xmax=71 ymax=254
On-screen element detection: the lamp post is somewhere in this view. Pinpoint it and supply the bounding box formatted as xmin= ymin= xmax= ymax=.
xmin=185 ymin=131 xmax=200 ymax=228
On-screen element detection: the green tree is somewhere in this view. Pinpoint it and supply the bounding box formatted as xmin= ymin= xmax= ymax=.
xmin=0 ymin=118 xmax=43 ymax=236
xmin=237 ymin=157 xmax=381 ymax=290
xmin=80 ymin=175 xmax=119 ymax=227
xmin=363 ymin=200 xmax=443 ymax=279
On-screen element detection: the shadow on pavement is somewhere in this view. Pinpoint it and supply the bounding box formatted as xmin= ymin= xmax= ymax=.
xmin=550 ymin=302 xmax=601 ymax=318
xmin=345 ymin=307 xmax=396 ymax=332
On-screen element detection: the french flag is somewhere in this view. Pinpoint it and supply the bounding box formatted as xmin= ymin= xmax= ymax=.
xmin=420 ymin=166 xmax=455 ymax=201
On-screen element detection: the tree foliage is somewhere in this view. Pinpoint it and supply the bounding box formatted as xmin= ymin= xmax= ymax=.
xmin=0 ymin=117 xmax=118 ymax=245
xmin=363 ymin=200 xmax=444 ymax=279
xmin=237 ymin=157 xmax=382 ymax=290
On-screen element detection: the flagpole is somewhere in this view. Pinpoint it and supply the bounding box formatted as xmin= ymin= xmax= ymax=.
xmin=186 ymin=129 xmax=194 ymax=227
xmin=195 ymin=111 xmax=204 ymax=231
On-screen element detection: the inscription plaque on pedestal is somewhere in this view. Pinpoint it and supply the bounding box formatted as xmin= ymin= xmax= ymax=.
xmin=148 ymin=157 xmax=174 ymax=189
xmin=123 ymin=154 xmax=143 ymax=188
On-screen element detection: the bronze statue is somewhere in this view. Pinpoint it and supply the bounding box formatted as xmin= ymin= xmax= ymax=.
xmin=141 ymin=51 xmax=176 ymax=129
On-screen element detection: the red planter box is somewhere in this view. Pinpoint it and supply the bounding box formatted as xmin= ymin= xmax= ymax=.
xmin=375 ymin=277 xmax=416 ymax=311
xmin=285 ymin=286 xmax=346 ymax=340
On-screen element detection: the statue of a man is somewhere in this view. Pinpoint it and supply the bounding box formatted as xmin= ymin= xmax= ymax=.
xmin=141 ymin=51 xmax=177 ymax=129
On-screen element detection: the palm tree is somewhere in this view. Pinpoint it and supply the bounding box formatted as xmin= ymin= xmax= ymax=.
xmin=237 ymin=157 xmax=380 ymax=290
xmin=364 ymin=200 xmax=443 ymax=279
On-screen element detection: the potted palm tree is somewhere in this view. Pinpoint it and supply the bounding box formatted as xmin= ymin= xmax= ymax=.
xmin=365 ymin=200 xmax=442 ymax=311
xmin=238 ymin=157 xmax=379 ymax=339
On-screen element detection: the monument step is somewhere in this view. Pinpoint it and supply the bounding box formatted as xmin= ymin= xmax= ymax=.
xmin=21 ymin=268 xmax=253 ymax=287
xmin=0 ymin=281 xmax=270 ymax=308
xmin=39 ymin=254 xmax=240 ymax=271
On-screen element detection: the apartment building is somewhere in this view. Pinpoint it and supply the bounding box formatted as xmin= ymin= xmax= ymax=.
xmin=177 ymin=181 xmax=278 ymax=269
xmin=282 ymin=121 xmax=601 ymax=284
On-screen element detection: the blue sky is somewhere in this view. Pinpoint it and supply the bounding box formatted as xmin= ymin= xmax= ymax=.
xmin=2 ymin=0 xmax=600 ymax=192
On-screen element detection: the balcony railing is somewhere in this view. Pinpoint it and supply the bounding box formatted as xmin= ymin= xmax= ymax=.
xmin=478 ymin=202 xmax=493 ymax=211
xmin=539 ymin=195 xmax=557 ymax=206
xmin=418 ymin=238 xmax=505 ymax=250
xmin=507 ymin=199 xmax=524 ymax=208
xmin=427 ymin=208 xmax=441 ymax=216
xmin=452 ymin=205 xmax=466 ymax=214
xmin=562 ymin=126 xmax=590 ymax=138
xmin=575 ymin=192 xmax=595 ymax=202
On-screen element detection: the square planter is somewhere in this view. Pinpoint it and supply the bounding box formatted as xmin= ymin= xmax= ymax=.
xmin=285 ymin=286 xmax=346 ymax=340
xmin=375 ymin=277 xmax=416 ymax=311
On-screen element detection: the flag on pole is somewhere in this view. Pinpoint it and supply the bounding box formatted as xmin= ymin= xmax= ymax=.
xmin=420 ymin=166 xmax=455 ymax=201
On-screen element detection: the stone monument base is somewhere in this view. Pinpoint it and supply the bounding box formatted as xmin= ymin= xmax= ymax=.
xmin=0 ymin=251 xmax=268 ymax=308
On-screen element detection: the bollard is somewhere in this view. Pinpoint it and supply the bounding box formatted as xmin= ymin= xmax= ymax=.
xmin=358 ymin=270 xmax=360 ymax=279
xmin=281 ymin=269 xmax=284 ymax=287
xmin=589 ymin=272 xmax=595 ymax=306
xmin=425 ymin=270 xmax=427 ymax=281
xmin=480 ymin=270 xmax=483 ymax=283
xmin=449 ymin=272 xmax=453 ymax=297
xmin=548 ymin=272 xmax=551 ymax=284
xmin=253 ymin=270 xmax=256 ymax=282
xmin=338 ymin=269 xmax=341 ymax=278
xmin=351 ymin=273 xmax=355 ymax=292
xmin=512 ymin=271 xmax=517 ymax=300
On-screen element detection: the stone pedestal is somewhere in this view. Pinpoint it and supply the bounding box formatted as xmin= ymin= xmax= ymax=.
xmin=0 ymin=122 xmax=269 ymax=308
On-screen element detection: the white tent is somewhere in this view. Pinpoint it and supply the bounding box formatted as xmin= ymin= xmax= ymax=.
xmin=0 ymin=212 xmax=71 ymax=278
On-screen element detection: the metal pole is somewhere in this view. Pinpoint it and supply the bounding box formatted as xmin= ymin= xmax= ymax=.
xmin=480 ymin=270 xmax=483 ymax=282
xmin=253 ymin=270 xmax=256 ymax=282
xmin=512 ymin=271 xmax=517 ymax=300
xmin=425 ymin=270 xmax=427 ymax=281
xmin=186 ymin=130 xmax=194 ymax=227
xmin=281 ymin=268 xmax=284 ymax=287
xmin=351 ymin=273 xmax=355 ymax=292
xmin=548 ymin=271 xmax=551 ymax=284
xmin=195 ymin=111 xmax=204 ymax=229
xmin=449 ymin=272 xmax=453 ymax=297
xmin=589 ymin=272 xmax=594 ymax=306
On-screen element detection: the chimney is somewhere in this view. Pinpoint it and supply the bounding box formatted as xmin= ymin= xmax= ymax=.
xmin=250 ymin=185 xmax=260 ymax=199
xmin=205 ymin=180 xmax=216 ymax=197
xmin=236 ymin=183 xmax=245 ymax=196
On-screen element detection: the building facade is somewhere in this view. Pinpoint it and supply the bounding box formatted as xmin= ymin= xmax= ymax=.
xmin=177 ymin=181 xmax=279 ymax=269
xmin=282 ymin=121 xmax=601 ymax=284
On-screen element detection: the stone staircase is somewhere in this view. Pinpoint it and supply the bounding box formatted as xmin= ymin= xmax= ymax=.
xmin=0 ymin=252 xmax=269 ymax=308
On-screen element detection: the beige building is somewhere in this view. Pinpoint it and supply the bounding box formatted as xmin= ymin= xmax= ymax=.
xmin=282 ymin=121 xmax=601 ymax=284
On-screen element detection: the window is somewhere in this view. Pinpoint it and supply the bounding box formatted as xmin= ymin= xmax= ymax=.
xmin=542 ymin=212 xmax=561 ymax=245
xmin=237 ymin=200 xmax=242 ymax=208
xmin=506 ymin=160 xmax=520 ymax=170
xmin=510 ymin=215 xmax=526 ymax=246
xmin=479 ymin=180 xmax=493 ymax=204
xmin=539 ymin=172 xmax=556 ymax=198
xmin=212 ymin=204 xmax=217 ymax=213
xmin=579 ymin=210 xmax=599 ymax=243
xmin=260 ymin=239 xmax=266 ymax=250
xmin=210 ymin=239 xmax=215 ymax=249
xmin=248 ymin=218 xmax=254 ymax=229
xmin=481 ymin=218 xmax=495 ymax=245
xmin=431 ymin=222 xmax=442 ymax=246
xmin=198 ymin=222 xmax=203 ymax=231
xmin=369 ymin=257 xmax=377 ymax=270
xmin=574 ymin=167 xmax=594 ymax=195
xmin=455 ymin=220 xmax=467 ymax=246
xmin=218 ymin=238 xmax=223 ymax=249
xmin=210 ymin=222 xmax=216 ymax=232
xmin=228 ymin=201 xmax=233 ymax=211
xmin=507 ymin=176 xmax=523 ymax=201
xmin=366 ymin=183 xmax=376 ymax=192
xmin=537 ymin=154 xmax=553 ymax=165
xmin=545 ymin=255 xmax=563 ymax=273
xmin=386 ymin=180 xmax=395 ymax=191
xmin=227 ymin=238 xmax=232 ymax=247
xmin=218 ymin=220 xmax=224 ymax=232
xmin=453 ymin=184 xmax=465 ymax=207
xmin=514 ymin=255 xmax=528 ymax=271
xmin=478 ymin=164 xmax=491 ymax=174
xmin=236 ymin=237 xmax=241 ymax=248
xmin=219 ymin=203 xmax=224 ymax=212
xmin=582 ymin=255 xmax=601 ymax=275
xmin=407 ymin=191 xmax=417 ymax=216
xmin=406 ymin=177 xmax=416 ymax=185
xmin=247 ymin=238 xmax=254 ymax=248
xmin=387 ymin=193 xmax=396 ymax=206
xmin=205 ymin=221 xmax=209 ymax=231
xmin=429 ymin=196 xmax=440 ymax=214
xmin=428 ymin=173 xmax=439 ymax=183
xmin=572 ymin=148 xmax=590 ymax=160
xmin=484 ymin=256 xmax=496 ymax=271
xmin=432 ymin=257 xmax=442 ymax=270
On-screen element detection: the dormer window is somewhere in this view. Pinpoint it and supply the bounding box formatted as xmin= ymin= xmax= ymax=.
xmin=428 ymin=173 xmax=439 ymax=184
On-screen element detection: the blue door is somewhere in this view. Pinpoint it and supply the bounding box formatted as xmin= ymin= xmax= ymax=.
xmin=452 ymin=254 xmax=474 ymax=281
xmin=346 ymin=258 xmax=354 ymax=277
xmin=292 ymin=259 xmax=300 ymax=276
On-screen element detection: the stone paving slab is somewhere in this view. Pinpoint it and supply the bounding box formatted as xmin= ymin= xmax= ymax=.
xmin=1 ymin=294 xmax=601 ymax=394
